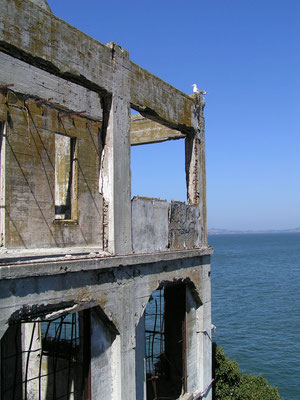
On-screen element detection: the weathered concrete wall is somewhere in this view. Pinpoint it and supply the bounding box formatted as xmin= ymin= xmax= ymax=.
xmin=132 ymin=197 xmax=203 ymax=253
xmin=169 ymin=201 xmax=202 ymax=249
xmin=30 ymin=0 xmax=51 ymax=12
xmin=131 ymin=197 xmax=169 ymax=253
xmin=0 ymin=90 xmax=103 ymax=249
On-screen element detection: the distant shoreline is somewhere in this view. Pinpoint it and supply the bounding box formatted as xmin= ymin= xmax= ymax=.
xmin=208 ymin=228 xmax=300 ymax=235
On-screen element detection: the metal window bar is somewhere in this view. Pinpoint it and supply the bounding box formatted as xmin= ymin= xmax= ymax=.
xmin=145 ymin=289 xmax=165 ymax=376
xmin=1 ymin=312 xmax=87 ymax=400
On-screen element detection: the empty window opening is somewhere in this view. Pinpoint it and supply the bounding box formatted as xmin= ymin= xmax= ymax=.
xmin=145 ymin=284 xmax=186 ymax=399
xmin=1 ymin=311 xmax=90 ymax=400
xmin=130 ymin=112 xmax=186 ymax=203
xmin=55 ymin=134 xmax=77 ymax=220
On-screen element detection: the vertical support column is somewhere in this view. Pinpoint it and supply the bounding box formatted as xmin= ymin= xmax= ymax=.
xmin=21 ymin=322 xmax=41 ymax=399
xmin=0 ymin=121 xmax=6 ymax=247
xmin=197 ymin=263 xmax=212 ymax=400
xmin=135 ymin=313 xmax=146 ymax=400
xmin=185 ymin=94 xmax=207 ymax=246
xmin=119 ymin=285 xmax=138 ymax=400
xmin=90 ymin=309 xmax=121 ymax=400
xmin=185 ymin=286 xmax=201 ymax=394
xmin=100 ymin=43 xmax=132 ymax=255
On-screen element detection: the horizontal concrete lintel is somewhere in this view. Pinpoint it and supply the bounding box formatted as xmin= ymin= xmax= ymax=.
xmin=0 ymin=0 xmax=196 ymax=130
xmin=0 ymin=247 xmax=213 ymax=280
xmin=0 ymin=51 xmax=103 ymax=119
xmin=130 ymin=63 xmax=195 ymax=131
xmin=130 ymin=114 xmax=185 ymax=145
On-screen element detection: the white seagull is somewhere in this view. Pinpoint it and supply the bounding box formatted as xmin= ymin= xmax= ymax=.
xmin=192 ymin=84 xmax=207 ymax=95
xmin=211 ymin=324 xmax=216 ymax=334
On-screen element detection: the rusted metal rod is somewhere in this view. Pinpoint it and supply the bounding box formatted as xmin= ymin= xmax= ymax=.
xmin=87 ymin=121 xmax=102 ymax=127
xmin=193 ymin=379 xmax=215 ymax=399
xmin=59 ymin=110 xmax=86 ymax=118
xmin=26 ymin=97 xmax=53 ymax=105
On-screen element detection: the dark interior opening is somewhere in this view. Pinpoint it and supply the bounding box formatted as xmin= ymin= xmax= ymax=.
xmin=145 ymin=284 xmax=186 ymax=399
xmin=1 ymin=310 xmax=90 ymax=400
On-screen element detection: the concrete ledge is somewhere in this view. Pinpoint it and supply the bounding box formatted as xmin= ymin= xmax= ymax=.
xmin=0 ymin=247 xmax=213 ymax=280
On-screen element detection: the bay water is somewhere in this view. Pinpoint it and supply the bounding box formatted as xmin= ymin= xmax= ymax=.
xmin=209 ymin=233 xmax=300 ymax=400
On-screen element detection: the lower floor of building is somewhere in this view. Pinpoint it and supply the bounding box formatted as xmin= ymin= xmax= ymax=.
xmin=0 ymin=249 xmax=213 ymax=399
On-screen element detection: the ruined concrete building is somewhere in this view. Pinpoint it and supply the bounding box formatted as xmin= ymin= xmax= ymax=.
xmin=0 ymin=0 xmax=213 ymax=399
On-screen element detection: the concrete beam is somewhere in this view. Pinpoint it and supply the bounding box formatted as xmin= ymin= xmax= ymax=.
xmin=130 ymin=114 xmax=185 ymax=145
xmin=29 ymin=0 xmax=51 ymax=12
xmin=130 ymin=63 xmax=195 ymax=132
xmin=0 ymin=52 xmax=102 ymax=119
xmin=0 ymin=0 xmax=195 ymax=131
xmin=0 ymin=0 xmax=114 ymax=94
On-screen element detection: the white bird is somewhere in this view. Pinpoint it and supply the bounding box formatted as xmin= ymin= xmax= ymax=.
xmin=192 ymin=84 xmax=207 ymax=95
xmin=211 ymin=324 xmax=216 ymax=334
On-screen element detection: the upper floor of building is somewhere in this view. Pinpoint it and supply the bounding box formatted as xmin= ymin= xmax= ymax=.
xmin=0 ymin=0 xmax=208 ymax=260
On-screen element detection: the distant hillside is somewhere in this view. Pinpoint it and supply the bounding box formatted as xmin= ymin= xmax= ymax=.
xmin=208 ymin=227 xmax=300 ymax=235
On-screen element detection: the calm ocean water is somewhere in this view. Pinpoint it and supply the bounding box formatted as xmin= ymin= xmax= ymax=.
xmin=209 ymin=233 xmax=300 ymax=400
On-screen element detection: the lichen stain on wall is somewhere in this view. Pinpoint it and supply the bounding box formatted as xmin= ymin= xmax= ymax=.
xmin=1 ymin=91 xmax=103 ymax=249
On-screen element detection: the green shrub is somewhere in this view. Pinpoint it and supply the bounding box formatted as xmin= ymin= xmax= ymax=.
xmin=213 ymin=345 xmax=281 ymax=400
xmin=236 ymin=374 xmax=281 ymax=400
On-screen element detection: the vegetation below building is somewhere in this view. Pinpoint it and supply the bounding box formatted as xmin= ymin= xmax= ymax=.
xmin=213 ymin=344 xmax=282 ymax=400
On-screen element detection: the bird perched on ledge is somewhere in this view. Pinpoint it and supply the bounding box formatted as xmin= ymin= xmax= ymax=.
xmin=192 ymin=84 xmax=207 ymax=95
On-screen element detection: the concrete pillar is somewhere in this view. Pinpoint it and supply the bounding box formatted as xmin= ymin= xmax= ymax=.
xmin=0 ymin=121 xmax=6 ymax=247
xmin=135 ymin=313 xmax=147 ymax=400
xmin=90 ymin=309 xmax=121 ymax=399
xmin=197 ymin=264 xmax=212 ymax=400
xmin=119 ymin=285 xmax=137 ymax=399
xmin=21 ymin=322 xmax=41 ymax=399
xmin=185 ymin=286 xmax=201 ymax=394
xmin=202 ymin=300 xmax=212 ymax=400
xmin=100 ymin=43 xmax=132 ymax=255
xmin=185 ymin=94 xmax=207 ymax=246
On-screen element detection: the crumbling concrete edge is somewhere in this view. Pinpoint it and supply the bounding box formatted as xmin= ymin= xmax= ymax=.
xmin=0 ymin=247 xmax=213 ymax=280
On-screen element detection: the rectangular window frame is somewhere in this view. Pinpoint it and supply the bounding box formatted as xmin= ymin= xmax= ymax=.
xmin=54 ymin=133 xmax=78 ymax=223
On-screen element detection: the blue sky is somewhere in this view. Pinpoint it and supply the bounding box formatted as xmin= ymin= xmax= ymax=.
xmin=47 ymin=0 xmax=300 ymax=230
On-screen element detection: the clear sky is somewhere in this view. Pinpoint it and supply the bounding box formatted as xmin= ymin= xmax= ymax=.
xmin=47 ymin=0 xmax=300 ymax=230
